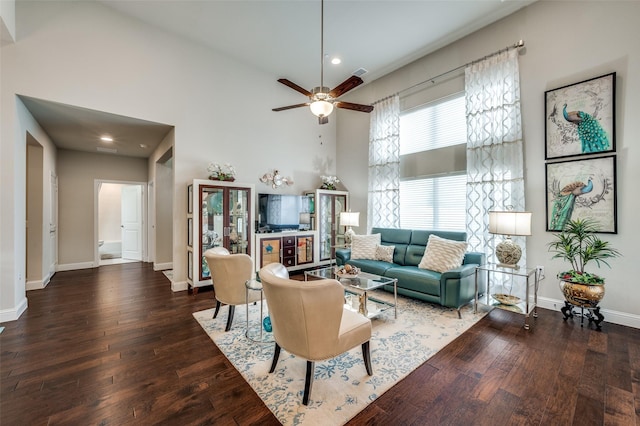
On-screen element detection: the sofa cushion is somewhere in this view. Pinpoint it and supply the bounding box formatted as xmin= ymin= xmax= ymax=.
xmin=418 ymin=234 xmax=468 ymax=273
xmin=371 ymin=227 xmax=411 ymax=265
xmin=384 ymin=266 xmax=442 ymax=297
xmin=347 ymin=259 xmax=395 ymax=276
xmin=375 ymin=244 xmax=395 ymax=262
xmin=350 ymin=234 xmax=381 ymax=260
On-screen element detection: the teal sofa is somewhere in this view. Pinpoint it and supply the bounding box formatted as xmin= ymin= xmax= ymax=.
xmin=335 ymin=227 xmax=486 ymax=317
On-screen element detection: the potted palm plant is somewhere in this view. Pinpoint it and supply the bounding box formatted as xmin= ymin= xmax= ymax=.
xmin=547 ymin=218 xmax=621 ymax=308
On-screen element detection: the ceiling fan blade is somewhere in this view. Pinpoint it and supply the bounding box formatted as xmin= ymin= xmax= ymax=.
xmin=334 ymin=101 xmax=374 ymax=113
xmin=329 ymin=75 xmax=364 ymax=98
xmin=272 ymin=103 xmax=310 ymax=112
xmin=277 ymin=79 xmax=312 ymax=97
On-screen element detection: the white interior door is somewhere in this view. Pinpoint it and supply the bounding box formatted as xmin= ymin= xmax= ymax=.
xmin=121 ymin=185 xmax=142 ymax=260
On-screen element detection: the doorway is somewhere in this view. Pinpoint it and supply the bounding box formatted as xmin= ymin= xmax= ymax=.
xmin=96 ymin=181 xmax=146 ymax=265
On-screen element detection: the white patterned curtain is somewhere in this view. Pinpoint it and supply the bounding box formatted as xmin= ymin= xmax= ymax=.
xmin=465 ymin=49 xmax=525 ymax=265
xmin=368 ymin=95 xmax=400 ymax=230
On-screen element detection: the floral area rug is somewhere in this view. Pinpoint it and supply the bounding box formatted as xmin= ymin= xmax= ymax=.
xmin=192 ymin=291 xmax=486 ymax=425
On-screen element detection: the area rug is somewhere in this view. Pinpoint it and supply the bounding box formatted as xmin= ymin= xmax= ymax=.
xmin=193 ymin=292 xmax=486 ymax=425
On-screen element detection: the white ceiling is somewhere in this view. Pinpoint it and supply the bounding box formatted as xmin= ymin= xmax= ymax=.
xmin=22 ymin=0 xmax=533 ymax=157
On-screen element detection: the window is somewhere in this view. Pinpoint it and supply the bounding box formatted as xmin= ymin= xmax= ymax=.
xmin=400 ymin=94 xmax=466 ymax=155
xmin=399 ymin=93 xmax=467 ymax=231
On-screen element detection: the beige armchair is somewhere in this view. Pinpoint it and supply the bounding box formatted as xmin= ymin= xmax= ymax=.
xmin=259 ymin=263 xmax=373 ymax=405
xmin=204 ymin=247 xmax=261 ymax=331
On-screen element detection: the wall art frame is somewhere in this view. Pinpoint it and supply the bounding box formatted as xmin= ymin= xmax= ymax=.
xmin=545 ymin=155 xmax=616 ymax=234
xmin=545 ymin=72 xmax=615 ymax=160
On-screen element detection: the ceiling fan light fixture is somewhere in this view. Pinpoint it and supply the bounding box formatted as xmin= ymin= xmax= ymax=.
xmin=310 ymin=100 xmax=333 ymax=117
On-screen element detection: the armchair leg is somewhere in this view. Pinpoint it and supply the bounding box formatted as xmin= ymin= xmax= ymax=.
xmin=225 ymin=305 xmax=235 ymax=331
xmin=213 ymin=300 xmax=221 ymax=319
xmin=362 ymin=341 xmax=373 ymax=376
xmin=269 ymin=343 xmax=281 ymax=373
xmin=303 ymin=361 xmax=315 ymax=406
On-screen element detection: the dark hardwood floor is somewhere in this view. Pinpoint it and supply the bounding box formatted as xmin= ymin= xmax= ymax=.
xmin=1 ymin=263 xmax=638 ymax=425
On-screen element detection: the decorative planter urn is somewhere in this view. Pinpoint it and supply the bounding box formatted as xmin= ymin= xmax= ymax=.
xmin=559 ymin=279 xmax=605 ymax=308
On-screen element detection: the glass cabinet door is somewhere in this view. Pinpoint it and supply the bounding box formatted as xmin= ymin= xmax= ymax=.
xmin=333 ymin=194 xmax=347 ymax=246
xmin=318 ymin=193 xmax=332 ymax=260
xmin=199 ymin=185 xmax=251 ymax=280
xmin=318 ymin=192 xmax=347 ymax=261
xmin=228 ymin=188 xmax=250 ymax=255
xmin=200 ymin=187 xmax=225 ymax=279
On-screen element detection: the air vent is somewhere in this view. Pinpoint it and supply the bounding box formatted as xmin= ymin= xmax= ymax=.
xmin=352 ymin=68 xmax=368 ymax=77
xmin=97 ymin=147 xmax=118 ymax=154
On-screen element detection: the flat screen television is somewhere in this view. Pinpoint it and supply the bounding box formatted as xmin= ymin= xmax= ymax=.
xmin=257 ymin=194 xmax=311 ymax=232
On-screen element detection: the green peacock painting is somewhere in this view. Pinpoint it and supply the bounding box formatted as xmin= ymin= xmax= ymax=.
xmin=562 ymin=104 xmax=610 ymax=153
xmin=549 ymin=178 xmax=593 ymax=231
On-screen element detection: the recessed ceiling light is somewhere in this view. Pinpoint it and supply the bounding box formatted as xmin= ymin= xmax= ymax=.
xmin=139 ymin=144 xmax=147 ymax=149
xmin=331 ymin=57 xmax=341 ymax=65
xmin=100 ymin=136 xmax=113 ymax=142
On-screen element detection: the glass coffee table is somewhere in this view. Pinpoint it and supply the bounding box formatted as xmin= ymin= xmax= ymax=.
xmin=304 ymin=267 xmax=397 ymax=319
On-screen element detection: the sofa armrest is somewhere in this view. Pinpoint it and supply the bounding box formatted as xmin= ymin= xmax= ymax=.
xmin=441 ymin=263 xmax=478 ymax=280
xmin=462 ymin=251 xmax=485 ymax=266
xmin=335 ymin=248 xmax=351 ymax=266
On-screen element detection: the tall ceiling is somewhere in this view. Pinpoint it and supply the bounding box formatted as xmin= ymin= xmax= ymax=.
xmin=21 ymin=0 xmax=534 ymax=157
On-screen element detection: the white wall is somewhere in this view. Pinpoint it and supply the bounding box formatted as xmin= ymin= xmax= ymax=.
xmin=56 ymin=150 xmax=148 ymax=267
xmin=338 ymin=1 xmax=640 ymax=324
xmin=0 ymin=0 xmax=15 ymax=43
xmin=1 ymin=1 xmax=340 ymax=318
xmin=0 ymin=97 xmax=57 ymax=321
xmin=98 ymin=183 xmax=123 ymax=242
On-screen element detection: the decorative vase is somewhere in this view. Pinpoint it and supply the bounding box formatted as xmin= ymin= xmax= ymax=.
xmin=559 ymin=279 xmax=605 ymax=308
xmin=209 ymin=175 xmax=235 ymax=182
xmin=320 ymin=183 xmax=336 ymax=190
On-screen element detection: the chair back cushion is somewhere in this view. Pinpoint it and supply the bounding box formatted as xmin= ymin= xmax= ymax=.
xmin=259 ymin=263 xmax=345 ymax=360
xmin=205 ymin=249 xmax=254 ymax=305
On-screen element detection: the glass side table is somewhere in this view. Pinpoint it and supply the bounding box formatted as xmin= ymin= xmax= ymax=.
xmin=474 ymin=264 xmax=539 ymax=330
xmin=245 ymin=279 xmax=274 ymax=344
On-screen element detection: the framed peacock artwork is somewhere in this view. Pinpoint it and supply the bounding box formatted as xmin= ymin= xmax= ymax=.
xmin=545 ymin=155 xmax=617 ymax=233
xmin=545 ymin=72 xmax=616 ymax=160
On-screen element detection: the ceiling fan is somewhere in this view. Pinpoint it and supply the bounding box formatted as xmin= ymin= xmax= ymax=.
xmin=272 ymin=0 xmax=374 ymax=125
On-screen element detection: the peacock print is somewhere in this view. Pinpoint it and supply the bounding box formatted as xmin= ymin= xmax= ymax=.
xmin=549 ymin=178 xmax=593 ymax=231
xmin=563 ymin=104 xmax=610 ymax=153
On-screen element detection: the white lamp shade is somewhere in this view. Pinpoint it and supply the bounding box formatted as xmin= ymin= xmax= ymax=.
xmin=340 ymin=211 xmax=360 ymax=227
xmin=488 ymin=211 xmax=532 ymax=236
xmin=309 ymin=100 xmax=334 ymax=117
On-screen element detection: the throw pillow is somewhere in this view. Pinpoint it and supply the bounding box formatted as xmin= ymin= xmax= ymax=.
xmin=351 ymin=234 xmax=381 ymax=260
xmin=375 ymin=244 xmax=395 ymax=263
xmin=418 ymin=234 xmax=468 ymax=273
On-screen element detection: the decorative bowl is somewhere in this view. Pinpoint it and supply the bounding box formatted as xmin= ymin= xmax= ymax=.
xmin=492 ymin=293 xmax=521 ymax=306
xmin=336 ymin=272 xmax=359 ymax=279
xmin=335 ymin=266 xmax=360 ymax=279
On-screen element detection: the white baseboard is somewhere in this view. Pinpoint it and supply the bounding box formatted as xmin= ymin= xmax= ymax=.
xmin=25 ymin=271 xmax=53 ymax=291
xmin=537 ymin=296 xmax=640 ymax=329
xmin=0 ymin=297 xmax=28 ymax=322
xmin=57 ymin=262 xmax=95 ymax=272
xmin=154 ymin=262 xmax=173 ymax=271
xmin=171 ymin=280 xmax=188 ymax=292
xmin=26 ymin=279 xmax=44 ymax=291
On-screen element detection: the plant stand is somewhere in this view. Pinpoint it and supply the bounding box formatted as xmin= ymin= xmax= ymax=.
xmin=561 ymin=301 xmax=604 ymax=331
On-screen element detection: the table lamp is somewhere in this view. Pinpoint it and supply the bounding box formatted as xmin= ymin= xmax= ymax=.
xmin=488 ymin=209 xmax=532 ymax=269
xmin=340 ymin=211 xmax=360 ymax=245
